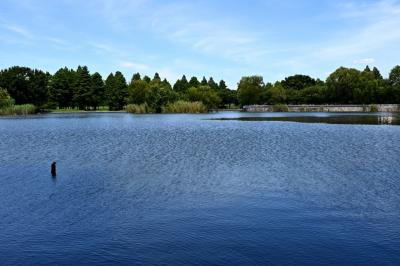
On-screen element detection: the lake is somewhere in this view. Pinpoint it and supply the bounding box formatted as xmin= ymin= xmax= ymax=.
xmin=1 ymin=112 xmax=400 ymax=265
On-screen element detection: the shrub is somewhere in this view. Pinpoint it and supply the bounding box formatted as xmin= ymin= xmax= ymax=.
xmin=0 ymin=88 xmax=15 ymax=108
xmin=370 ymin=104 xmax=378 ymax=112
xmin=0 ymin=104 xmax=37 ymax=115
xmin=272 ymin=104 xmax=289 ymax=112
xmin=125 ymin=103 xmax=154 ymax=114
xmin=162 ymin=101 xmax=208 ymax=113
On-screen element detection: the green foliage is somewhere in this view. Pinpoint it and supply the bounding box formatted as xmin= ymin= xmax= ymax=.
xmin=186 ymin=85 xmax=221 ymax=109
xmin=326 ymin=67 xmax=362 ymax=104
xmin=281 ymin=75 xmax=316 ymax=91
xmin=326 ymin=67 xmax=382 ymax=104
xmin=125 ymin=103 xmax=154 ymax=114
xmin=90 ymin=72 xmax=105 ymax=109
xmin=372 ymin=67 xmax=383 ymax=80
xmin=272 ymin=104 xmax=289 ymax=112
xmin=49 ymin=67 xmax=76 ymax=108
xmin=0 ymin=88 xmax=15 ymax=108
xmin=267 ymin=83 xmax=287 ymax=104
xmin=74 ymin=66 xmax=92 ymax=109
xmin=1 ymin=64 xmax=400 ymax=114
xmin=127 ymin=74 xmax=177 ymax=113
xmin=237 ymin=76 xmax=265 ymax=106
xmin=188 ymin=76 xmax=200 ymax=88
xmin=162 ymin=101 xmax=207 ymax=113
xmin=299 ymin=85 xmax=327 ymax=104
xmin=173 ymin=75 xmax=189 ymax=95
xmin=370 ymin=104 xmax=378 ymax=112
xmin=0 ymin=66 xmax=49 ymax=107
xmin=0 ymin=104 xmax=36 ymax=115
xmin=389 ymin=65 xmax=400 ymax=86
xmin=106 ymin=71 xmax=128 ymax=110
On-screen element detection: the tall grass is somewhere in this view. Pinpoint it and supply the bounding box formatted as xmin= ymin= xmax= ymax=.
xmin=162 ymin=101 xmax=208 ymax=113
xmin=125 ymin=103 xmax=154 ymax=114
xmin=0 ymin=104 xmax=37 ymax=115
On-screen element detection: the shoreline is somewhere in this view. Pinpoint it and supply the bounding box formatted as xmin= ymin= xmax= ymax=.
xmin=243 ymin=104 xmax=400 ymax=113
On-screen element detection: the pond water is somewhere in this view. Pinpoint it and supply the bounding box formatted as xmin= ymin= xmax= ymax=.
xmin=0 ymin=112 xmax=400 ymax=265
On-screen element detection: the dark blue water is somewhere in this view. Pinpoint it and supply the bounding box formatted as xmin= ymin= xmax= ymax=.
xmin=1 ymin=112 xmax=399 ymax=265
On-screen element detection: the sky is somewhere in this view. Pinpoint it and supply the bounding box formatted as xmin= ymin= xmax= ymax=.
xmin=1 ymin=0 xmax=400 ymax=89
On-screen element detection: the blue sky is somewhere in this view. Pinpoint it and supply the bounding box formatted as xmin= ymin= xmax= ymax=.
xmin=1 ymin=0 xmax=400 ymax=89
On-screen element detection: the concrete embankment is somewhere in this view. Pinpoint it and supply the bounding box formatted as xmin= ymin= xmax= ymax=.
xmin=243 ymin=104 xmax=400 ymax=112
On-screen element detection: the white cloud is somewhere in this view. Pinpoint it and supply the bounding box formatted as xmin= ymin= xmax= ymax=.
xmin=353 ymin=58 xmax=375 ymax=65
xmin=3 ymin=24 xmax=32 ymax=38
xmin=120 ymin=61 xmax=149 ymax=70
xmin=314 ymin=0 xmax=400 ymax=59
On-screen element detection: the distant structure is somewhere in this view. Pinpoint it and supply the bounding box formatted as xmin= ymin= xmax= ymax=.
xmin=51 ymin=162 xmax=57 ymax=177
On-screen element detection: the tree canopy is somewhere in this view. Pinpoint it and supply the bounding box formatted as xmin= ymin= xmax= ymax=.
xmin=0 ymin=64 xmax=399 ymax=112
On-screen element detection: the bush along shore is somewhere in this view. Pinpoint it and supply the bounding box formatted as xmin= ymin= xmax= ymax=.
xmin=1 ymin=64 xmax=400 ymax=115
xmin=0 ymin=88 xmax=37 ymax=115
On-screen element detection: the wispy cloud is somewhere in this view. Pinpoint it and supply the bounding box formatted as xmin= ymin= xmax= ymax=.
xmin=3 ymin=24 xmax=32 ymax=38
xmin=314 ymin=0 xmax=400 ymax=59
xmin=96 ymin=1 xmax=268 ymax=65
xmin=353 ymin=58 xmax=375 ymax=65
xmin=120 ymin=61 xmax=149 ymax=70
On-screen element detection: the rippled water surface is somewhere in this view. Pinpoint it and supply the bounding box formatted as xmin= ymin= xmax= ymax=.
xmin=1 ymin=112 xmax=400 ymax=265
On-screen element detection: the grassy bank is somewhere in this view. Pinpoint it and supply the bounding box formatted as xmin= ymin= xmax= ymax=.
xmin=125 ymin=104 xmax=154 ymax=114
xmin=162 ymin=101 xmax=208 ymax=113
xmin=0 ymin=104 xmax=37 ymax=115
xmin=126 ymin=101 xmax=208 ymax=114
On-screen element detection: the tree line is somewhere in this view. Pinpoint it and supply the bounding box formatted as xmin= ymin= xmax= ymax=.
xmin=0 ymin=65 xmax=400 ymax=112
xmin=0 ymin=66 xmax=237 ymax=111
xmin=237 ymin=65 xmax=400 ymax=106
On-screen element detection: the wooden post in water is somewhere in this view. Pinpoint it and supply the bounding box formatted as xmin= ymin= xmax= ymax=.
xmin=51 ymin=161 xmax=57 ymax=177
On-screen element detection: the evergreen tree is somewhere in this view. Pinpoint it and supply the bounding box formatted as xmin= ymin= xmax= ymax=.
xmin=208 ymin=77 xmax=219 ymax=91
xmin=201 ymin=76 xmax=208 ymax=86
xmin=49 ymin=67 xmax=75 ymax=108
xmin=105 ymin=73 xmax=115 ymax=109
xmin=74 ymin=66 xmax=91 ymax=110
xmin=173 ymin=75 xmax=189 ymax=94
xmin=131 ymin=73 xmax=141 ymax=83
xmin=153 ymin=72 xmax=161 ymax=82
xmin=372 ymin=67 xmax=383 ymax=80
xmin=90 ymin=72 xmax=105 ymax=110
xmin=143 ymin=75 xmax=151 ymax=83
xmin=189 ymin=76 xmax=200 ymax=88
xmin=388 ymin=65 xmax=400 ymax=103
xmin=110 ymin=71 xmax=128 ymax=110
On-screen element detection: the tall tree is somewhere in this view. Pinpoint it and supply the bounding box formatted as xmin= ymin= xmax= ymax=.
xmin=388 ymin=65 xmax=400 ymax=103
xmin=109 ymin=71 xmax=128 ymax=110
xmin=131 ymin=73 xmax=141 ymax=83
xmin=326 ymin=67 xmax=362 ymax=104
xmin=372 ymin=67 xmax=383 ymax=80
xmin=200 ymin=76 xmax=208 ymax=86
xmin=74 ymin=66 xmax=91 ymax=109
xmin=153 ymin=72 xmax=161 ymax=82
xmin=173 ymin=75 xmax=189 ymax=94
xmin=189 ymin=76 xmax=200 ymax=88
xmin=237 ymin=76 xmax=265 ymax=106
xmin=0 ymin=66 xmax=49 ymax=106
xmin=90 ymin=72 xmax=105 ymax=110
xmin=281 ymin=74 xmax=316 ymax=91
xmin=49 ymin=67 xmax=76 ymax=108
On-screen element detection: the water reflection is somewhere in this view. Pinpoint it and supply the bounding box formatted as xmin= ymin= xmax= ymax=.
xmin=212 ymin=114 xmax=400 ymax=125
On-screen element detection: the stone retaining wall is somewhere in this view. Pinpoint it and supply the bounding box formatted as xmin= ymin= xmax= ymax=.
xmin=243 ymin=104 xmax=400 ymax=112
